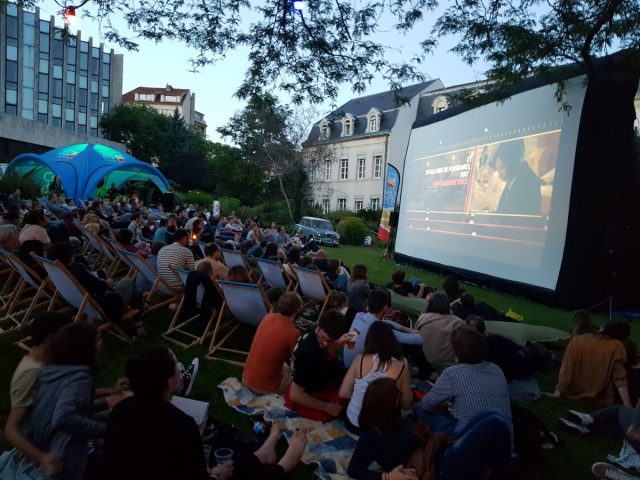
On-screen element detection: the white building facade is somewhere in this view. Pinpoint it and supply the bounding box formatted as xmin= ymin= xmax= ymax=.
xmin=303 ymin=80 xmax=444 ymax=213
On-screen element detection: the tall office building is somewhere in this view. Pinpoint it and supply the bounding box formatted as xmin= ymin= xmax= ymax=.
xmin=0 ymin=1 xmax=124 ymax=161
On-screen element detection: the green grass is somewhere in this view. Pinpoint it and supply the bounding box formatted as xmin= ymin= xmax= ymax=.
xmin=0 ymin=245 xmax=636 ymax=479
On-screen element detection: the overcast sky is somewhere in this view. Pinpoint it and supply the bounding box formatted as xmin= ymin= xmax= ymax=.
xmin=37 ymin=1 xmax=488 ymax=143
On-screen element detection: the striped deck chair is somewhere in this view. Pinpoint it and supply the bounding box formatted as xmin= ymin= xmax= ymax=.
xmin=2 ymin=253 xmax=57 ymax=336
xmin=162 ymin=267 xmax=217 ymax=349
xmin=255 ymin=257 xmax=293 ymax=291
xmin=206 ymin=280 xmax=270 ymax=366
xmin=118 ymin=249 xmax=182 ymax=312
xmin=292 ymin=265 xmax=331 ymax=318
xmin=34 ymin=256 xmax=133 ymax=343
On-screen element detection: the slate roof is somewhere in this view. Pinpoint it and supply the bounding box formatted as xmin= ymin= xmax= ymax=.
xmin=303 ymin=80 xmax=440 ymax=147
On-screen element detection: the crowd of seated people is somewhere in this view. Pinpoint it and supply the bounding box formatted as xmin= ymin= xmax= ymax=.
xmin=4 ymin=189 xmax=640 ymax=480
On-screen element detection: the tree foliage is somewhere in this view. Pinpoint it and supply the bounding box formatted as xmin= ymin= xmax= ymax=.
xmin=100 ymin=103 xmax=209 ymax=190
xmin=47 ymin=0 xmax=639 ymax=104
xmin=218 ymin=93 xmax=311 ymax=221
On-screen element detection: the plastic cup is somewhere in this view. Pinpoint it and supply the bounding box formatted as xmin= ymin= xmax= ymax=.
xmin=214 ymin=448 xmax=234 ymax=465
xmin=346 ymin=331 xmax=358 ymax=350
xmin=202 ymin=445 xmax=211 ymax=467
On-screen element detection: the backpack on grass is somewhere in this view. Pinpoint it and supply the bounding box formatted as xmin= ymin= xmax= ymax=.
xmin=511 ymin=404 xmax=560 ymax=459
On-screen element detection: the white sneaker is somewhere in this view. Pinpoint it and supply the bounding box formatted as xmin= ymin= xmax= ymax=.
xmin=559 ymin=418 xmax=590 ymax=435
xmin=569 ymin=409 xmax=594 ymax=426
xmin=176 ymin=362 xmax=186 ymax=393
xmin=180 ymin=358 xmax=199 ymax=397
xmin=592 ymin=462 xmax=640 ymax=479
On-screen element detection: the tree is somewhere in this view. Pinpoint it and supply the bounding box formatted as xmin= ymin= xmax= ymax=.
xmin=64 ymin=0 xmax=638 ymax=104
xmin=218 ymin=93 xmax=308 ymax=222
xmin=101 ymin=104 xmax=209 ymax=190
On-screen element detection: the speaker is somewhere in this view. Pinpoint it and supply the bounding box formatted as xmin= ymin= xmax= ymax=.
xmin=389 ymin=211 xmax=399 ymax=227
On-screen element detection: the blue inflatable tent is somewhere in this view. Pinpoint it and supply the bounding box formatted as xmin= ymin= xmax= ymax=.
xmin=6 ymin=143 xmax=169 ymax=204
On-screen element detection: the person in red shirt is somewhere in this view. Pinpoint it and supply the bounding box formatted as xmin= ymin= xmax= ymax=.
xmin=242 ymin=292 xmax=302 ymax=394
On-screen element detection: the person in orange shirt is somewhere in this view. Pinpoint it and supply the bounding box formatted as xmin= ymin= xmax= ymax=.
xmin=242 ymin=292 xmax=302 ymax=395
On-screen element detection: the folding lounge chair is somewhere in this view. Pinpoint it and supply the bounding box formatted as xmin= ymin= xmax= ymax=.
xmin=220 ymin=248 xmax=250 ymax=270
xmin=0 ymin=248 xmax=18 ymax=312
xmin=162 ymin=267 xmax=217 ymax=349
xmin=81 ymin=230 xmax=110 ymax=270
xmin=118 ymin=249 xmax=182 ymax=312
xmin=255 ymin=257 xmax=292 ymax=291
xmin=34 ymin=256 xmax=134 ymax=344
xmin=292 ymin=265 xmax=330 ymax=318
xmin=103 ymin=237 xmax=137 ymax=278
xmin=2 ymin=253 xmax=58 ymax=337
xmin=206 ymin=280 xmax=270 ymax=366
xmin=97 ymin=235 xmax=130 ymax=277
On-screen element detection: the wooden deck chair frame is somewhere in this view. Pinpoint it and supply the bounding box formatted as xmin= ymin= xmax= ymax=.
xmin=103 ymin=237 xmax=137 ymax=278
xmin=206 ymin=280 xmax=271 ymax=367
xmin=2 ymin=253 xmax=58 ymax=336
xmin=292 ymin=265 xmax=331 ymax=318
xmin=97 ymin=235 xmax=132 ymax=278
xmin=82 ymin=230 xmax=110 ymax=271
xmin=33 ymin=256 xmax=133 ymax=344
xmin=255 ymin=257 xmax=293 ymax=291
xmin=161 ymin=266 xmax=216 ymax=349
xmin=118 ymin=249 xmax=182 ymax=312
xmin=0 ymin=249 xmax=19 ymax=312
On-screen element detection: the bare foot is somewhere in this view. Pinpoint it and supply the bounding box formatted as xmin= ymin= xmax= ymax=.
xmin=277 ymin=430 xmax=307 ymax=473
xmin=253 ymin=424 xmax=281 ymax=465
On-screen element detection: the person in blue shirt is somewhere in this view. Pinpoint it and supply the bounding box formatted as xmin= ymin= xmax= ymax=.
xmin=343 ymin=289 xmax=423 ymax=368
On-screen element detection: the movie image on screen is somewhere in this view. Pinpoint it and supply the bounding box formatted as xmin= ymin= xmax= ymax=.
xmin=396 ymin=79 xmax=586 ymax=290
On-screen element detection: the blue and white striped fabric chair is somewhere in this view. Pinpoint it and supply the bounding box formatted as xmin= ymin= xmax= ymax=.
xmin=255 ymin=257 xmax=292 ymax=291
xmin=293 ymin=265 xmax=330 ymax=318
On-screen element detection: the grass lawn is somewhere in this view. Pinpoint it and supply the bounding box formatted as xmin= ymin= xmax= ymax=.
xmin=0 ymin=244 xmax=635 ymax=479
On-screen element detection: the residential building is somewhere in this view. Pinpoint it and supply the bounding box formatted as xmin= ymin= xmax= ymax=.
xmin=122 ymin=85 xmax=207 ymax=135
xmin=0 ymin=1 xmax=125 ymax=162
xmin=302 ymin=80 xmax=495 ymax=213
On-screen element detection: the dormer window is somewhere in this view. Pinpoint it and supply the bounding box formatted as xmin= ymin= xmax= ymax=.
xmin=341 ymin=113 xmax=356 ymax=137
xmin=366 ymin=108 xmax=382 ymax=133
xmin=432 ymin=95 xmax=450 ymax=114
xmin=319 ymin=120 xmax=331 ymax=140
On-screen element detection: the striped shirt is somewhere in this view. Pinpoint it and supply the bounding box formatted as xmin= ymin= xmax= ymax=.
xmin=156 ymin=243 xmax=195 ymax=288
xmin=421 ymin=361 xmax=512 ymax=433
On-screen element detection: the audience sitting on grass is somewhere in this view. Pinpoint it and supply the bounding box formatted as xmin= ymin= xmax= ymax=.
xmin=156 ymin=228 xmax=196 ymax=289
xmin=19 ymin=209 xmax=51 ymax=251
xmin=388 ymin=270 xmax=429 ymax=298
xmin=415 ymin=291 xmax=465 ymax=371
xmin=347 ymin=377 xmax=422 ymax=480
xmin=324 ymin=259 xmax=349 ymax=292
xmin=451 ymin=292 xmax=500 ymax=321
xmin=343 ymin=289 xmax=428 ymax=377
xmin=339 ymin=321 xmax=413 ymax=435
xmin=549 ymin=319 xmax=632 ymax=407
xmin=115 ymin=227 xmax=150 ymax=258
xmin=0 ymin=323 xmax=109 ymax=480
xmin=285 ymin=309 xmax=351 ymax=422
xmin=414 ymin=326 xmax=513 ymax=438
xmin=570 ymin=309 xmax=598 ymax=337
xmin=442 ymin=274 xmax=463 ymax=303
xmin=325 ymin=290 xmax=357 ymax=330
xmin=135 ymin=241 xmax=164 ymax=292
xmin=227 ymin=265 xmax=252 ymax=283
xmin=348 ymin=264 xmax=371 ymax=312
xmin=2 ymin=313 xmax=71 ymax=478
xmin=104 ymin=345 xmax=308 ymax=480
xmin=243 ymin=292 xmax=302 ymax=395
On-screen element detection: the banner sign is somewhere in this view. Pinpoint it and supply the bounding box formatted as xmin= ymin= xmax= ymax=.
xmin=378 ymin=164 xmax=400 ymax=242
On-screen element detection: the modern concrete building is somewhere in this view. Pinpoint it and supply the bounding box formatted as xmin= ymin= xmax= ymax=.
xmin=0 ymin=1 xmax=124 ymax=162
xmin=122 ymin=85 xmax=207 ymax=135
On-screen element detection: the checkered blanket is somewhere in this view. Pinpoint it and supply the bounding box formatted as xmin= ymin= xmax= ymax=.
xmin=218 ymin=377 xmax=358 ymax=479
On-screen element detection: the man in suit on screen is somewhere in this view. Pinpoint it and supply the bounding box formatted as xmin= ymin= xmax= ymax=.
xmin=495 ymin=139 xmax=542 ymax=215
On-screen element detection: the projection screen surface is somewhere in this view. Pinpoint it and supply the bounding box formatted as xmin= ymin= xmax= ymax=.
xmin=396 ymin=78 xmax=587 ymax=290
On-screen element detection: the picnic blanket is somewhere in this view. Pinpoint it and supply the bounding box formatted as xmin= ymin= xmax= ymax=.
xmin=218 ymin=377 xmax=358 ymax=479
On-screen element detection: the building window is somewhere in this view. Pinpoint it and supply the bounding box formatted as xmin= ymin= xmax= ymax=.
xmin=324 ymin=160 xmax=331 ymax=181
xmin=135 ymin=93 xmax=154 ymax=101
xmin=309 ymin=166 xmax=315 ymax=182
xmin=373 ymin=155 xmax=382 ymax=179
xmin=342 ymin=119 xmax=352 ymax=137
xmin=355 ymin=200 xmax=363 ymax=211
xmin=432 ymin=95 xmax=450 ymax=114
xmin=322 ymin=199 xmax=330 ymax=214
xmin=357 ymin=156 xmax=366 ymax=179
xmin=340 ymin=158 xmax=349 ymax=180
xmin=371 ymin=197 xmax=380 ymax=210
xmin=162 ymin=95 xmax=180 ymax=102
xmin=338 ymin=198 xmax=347 ymax=210
xmin=368 ymin=116 xmax=378 ymax=132
xmin=320 ymin=123 xmax=330 ymax=140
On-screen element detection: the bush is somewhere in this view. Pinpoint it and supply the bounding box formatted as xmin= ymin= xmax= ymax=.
xmin=336 ymin=216 xmax=369 ymax=245
xmin=216 ymin=196 xmax=242 ymax=216
xmin=184 ymin=190 xmax=214 ymax=209
xmin=249 ymin=200 xmax=291 ymax=226
xmin=356 ymin=208 xmax=383 ymax=222
xmin=328 ymin=209 xmax=356 ymax=224
xmin=0 ymin=172 xmax=42 ymax=200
